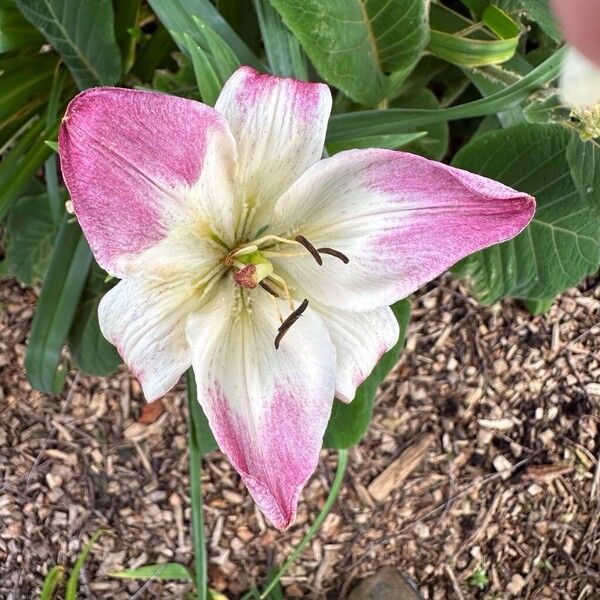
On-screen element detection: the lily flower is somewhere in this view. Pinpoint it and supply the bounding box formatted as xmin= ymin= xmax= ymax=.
xmin=58 ymin=66 xmax=534 ymax=530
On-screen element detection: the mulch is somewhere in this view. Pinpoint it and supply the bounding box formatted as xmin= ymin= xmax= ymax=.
xmin=1 ymin=272 xmax=599 ymax=599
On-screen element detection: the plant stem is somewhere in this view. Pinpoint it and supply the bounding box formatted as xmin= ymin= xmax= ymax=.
xmin=258 ymin=449 xmax=349 ymax=599
xmin=187 ymin=370 xmax=207 ymax=600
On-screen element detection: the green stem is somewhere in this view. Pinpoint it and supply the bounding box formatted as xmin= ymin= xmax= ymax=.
xmin=258 ymin=449 xmax=348 ymax=600
xmin=187 ymin=370 xmax=207 ymax=600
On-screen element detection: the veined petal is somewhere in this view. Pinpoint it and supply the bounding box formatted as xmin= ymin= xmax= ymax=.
xmin=313 ymin=303 xmax=399 ymax=403
xmin=59 ymin=87 xmax=238 ymax=277
xmin=272 ymin=149 xmax=535 ymax=311
xmin=215 ymin=67 xmax=331 ymax=237
xmin=99 ymin=276 xmax=206 ymax=401
xmin=186 ymin=278 xmax=336 ymax=530
xmin=560 ymin=46 xmax=600 ymax=107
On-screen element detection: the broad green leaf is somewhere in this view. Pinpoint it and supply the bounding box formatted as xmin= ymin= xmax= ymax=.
xmin=15 ymin=0 xmax=121 ymax=89
xmin=148 ymin=0 xmax=262 ymax=68
xmin=393 ymin=88 xmax=449 ymax=160
xmin=520 ymin=0 xmax=560 ymax=42
xmin=522 ymin=297 xmax=554 ymax=315
xmin=68 ymin=263 xmax=121 ymax=377
xmin=567 ymin=132 xmax=600 ymax=213
xmin=4 ymin=193 xmax=61 ymax=284
xmin=270 ymin=0 xmax=428 ymax=106
xmin=40 ymin=565 xmax=64 ymax=600
xmin=452 ymin=124 xmax=600 ymax=302
xmin=0 ymin=0 xmax=44 ymax=51
xmin=109 ymin=562 xmax=193 ymax=581
xmin=326 ymin=47 xmax=564 ymax=141
xmin=65 ymin=530 xmax=105 ymax=600
xmin=25 ymin=216 xmax=92 ymax=393
xmin=252 ymin=0 xmax=307 ymax=79
xmin=323 ymin=299 xmax=411 ymax=449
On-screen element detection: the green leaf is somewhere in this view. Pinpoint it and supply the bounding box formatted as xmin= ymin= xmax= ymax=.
xmin=109 ymin=562 xmax=193 ymax=581
xmin=25 ymin=216 xmax=92 ymax=393
xmin=4 ymin=193 xmax=61 ymax=284
xmin=566 ymin=133 xmax=600 ymax=215
xmin=323 ymin=299 xmax=411 ymax=449
xmin=326 ymin=47 xmax=565 ymax=141
xmin=0 ymin=0 xmax=44 ymax=51
xmin=522 ymin=297 xmax=554 ymax=315
xmin=520 ymin=0 xmax=560 ymax=42
xmin=0 ymin=116 xmax=58 ymax=220
xmin=393 ymin=88 xmax=449 ymax=160
xmin=68 ymin=262 xmax=121 ymax=377
xmin=187 ymin=369 xmax=218 ymax=454
xmin=252 ymin=0 xmax=307 ymax=79
xmin=148 ymin=0 xmax=262 ymax=69
xmin=270 ymin=0 xmax=428 ymax=106
xmin=452 ymin=124 xmax=600 ymax=302
xmin=65 ymin=530 xmax=105 ymax=600
xmin=40 ymin=565 xmax=64 ymax=600
xmin=14 ymin=0 xmax=121 ymax=89
xmin=152 ymin=53 xmax=198 ymax=99
xmin=429 ymin=3 xmax=521 ymax=67
xmin=326 ymin=131 xmax=427 ymax=154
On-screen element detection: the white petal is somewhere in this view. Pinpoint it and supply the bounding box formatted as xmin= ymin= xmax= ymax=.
xmin=271 ymin=149 xmax=534 ymax=311
xmin=99 ymin=277 xmax=205 ymax=400
xmin=313 ymin=303 xmax=400 ymax=402
xmin=215 ymin=66 xmax=331 ymax=238
xmin=186 ymin=278 xmax=336 ymax=530
xmin=560 ymin=46 xmax=600 ymax=107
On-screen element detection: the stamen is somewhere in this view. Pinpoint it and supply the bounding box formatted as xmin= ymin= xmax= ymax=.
xmin=317 ymin=247 xmax=350 ymax=264
xmin=275 ymin=299 xmax=309 ymax=349
xmin=295 ymin=235 xmax=322 ymax=265
xmin=259 ymin=281 xmax=279 ymax=297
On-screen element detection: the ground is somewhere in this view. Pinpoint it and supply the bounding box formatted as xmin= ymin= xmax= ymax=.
xmin=1 ymin=273 xmax=599 ymax=600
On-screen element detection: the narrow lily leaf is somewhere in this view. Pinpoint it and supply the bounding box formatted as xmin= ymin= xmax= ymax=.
xmin=0 ymin=116 xmax=57 ymax=220
xmin=452 ymin=125 xmax=600 ymax=302
xmin=148 ymin=0 xmax=262 ymax=68
xmin=326 ymin=131 xmax=427 ymax=155
xmin=4 ymin=193 xmax=61 ymax=284
xmin=109 ymin=563 xmax=193 ymax=581
xmin=326 ymin=48 xmax=564 ymax=141
xmin=252 ymin=0 xmax=307 ymax=80
xmin=187 ymin=369 xmax=217 ymax=454
xmin=40 ymin=565 xmax=64 ymax=600
xmin=428 ymin=3 xmax=521 ymax=67
xmin=323 ymin=299 xmax=411 ymax=449
xmin=113 ymin=0 xmax=140 ymax=74
xmin=269 ymin=0 xmax=428 ymax=106
xmin=25 ymin=216 xmax=92 ymax=393
xmin=179 ymin=32 xmax=222 ymax=105
xmin=14 ymin=0 xmax=121 ymax=89
xmin=45 ymin=140 xmax=58 ymax=152
xmin=68 ymin=262 xmax=121 ymax=377
xmin=65 ymin=530 xmax=105 ymax=600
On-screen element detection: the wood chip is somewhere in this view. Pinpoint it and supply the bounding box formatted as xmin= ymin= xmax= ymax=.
xmin=368 ymin=433 xmax=435 ymax=502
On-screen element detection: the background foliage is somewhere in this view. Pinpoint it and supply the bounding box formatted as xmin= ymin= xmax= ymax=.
xmin=0 ymin=0 xmax=596 ymax=449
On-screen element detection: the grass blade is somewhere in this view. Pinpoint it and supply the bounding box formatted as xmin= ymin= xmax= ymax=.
xmin=65 ymin=530 xmax=105 ymax=600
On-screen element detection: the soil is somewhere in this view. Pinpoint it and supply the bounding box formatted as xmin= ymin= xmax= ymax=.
xmin=1 ymin=273 xmax=599 ymax=599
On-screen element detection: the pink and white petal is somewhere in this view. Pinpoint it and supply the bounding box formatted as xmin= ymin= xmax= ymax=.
xmin=59 ymin=87 xmax=238 ymax=277
xmin=99 ymin=276 xmax=204 ymax=401
xmin=215 ymin=67 xmax=331 ymax=235
xmin=313 ymin=303 xmax=399 ymax=403
xmin=272 ymin=149 xmax=535 ymax=311
xmin=186 ymin=278 xmax=336 ymax=530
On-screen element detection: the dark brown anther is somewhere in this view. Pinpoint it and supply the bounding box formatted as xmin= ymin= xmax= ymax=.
xmin=295 ymin=235 xmax=323 ymax=265
xmin=259 ymin=281 xmax=280 ymax=298
xmin=317 ymin=247 xmax=350 ymax=264
xmin=275 ymin=298 xmax=309 ymax=349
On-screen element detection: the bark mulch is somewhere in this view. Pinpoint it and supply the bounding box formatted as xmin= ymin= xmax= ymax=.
xmin=1 ymin=273 xmax=599 ymax=599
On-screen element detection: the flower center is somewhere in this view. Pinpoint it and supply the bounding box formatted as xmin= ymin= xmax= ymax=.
xmin=225 ymin=233 xmax=349 ymax=348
